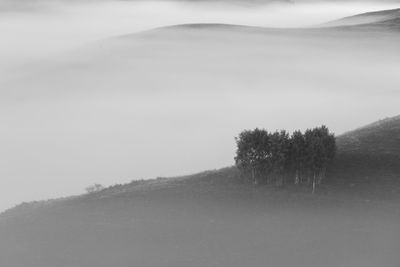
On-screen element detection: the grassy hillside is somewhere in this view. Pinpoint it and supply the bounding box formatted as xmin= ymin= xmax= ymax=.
xmin=322 ymin=115 xmax=400 ymax=203
xmin=1 ymin=168 xmax=400 ymax=267
xmin=329 ymin=115 xmax=400 ymax=182
xmin=337 ymin=115 xmax=400 ymax=155
xmin=1 ymin=115 xmax=400 ymax=267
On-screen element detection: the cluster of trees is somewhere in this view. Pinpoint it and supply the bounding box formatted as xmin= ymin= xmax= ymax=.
xmin=235 ymin=126 xmax=336 ymax=193
xmin=85 ymin=183 xmax=104 ymax=194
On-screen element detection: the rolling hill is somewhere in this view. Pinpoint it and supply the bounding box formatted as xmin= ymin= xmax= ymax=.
xmin=323 ymin=8 xmax=400 ymax=30
xmin=326 ymin=115 xmax=400 ymax=201
xmin=337 ymin=115 xmax=400 ymax=155
xmin=1 ymin=116 xmax=400 ymax=267
xmin=330 ymin=115 xmax=400 ymax=181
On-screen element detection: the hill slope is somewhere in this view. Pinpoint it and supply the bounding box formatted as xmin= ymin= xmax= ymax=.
xmin=337 ymin=115 xmax=400 ymax=155
xmin=323 ymin=8 xmax=400 ymax=30
xmin=327 ymin=115 xmax=400 ymax=201
xmin=1 ymin=116 xmax=400 ymax=267
xmin=1 ymin=169 xmax=400 ymax=267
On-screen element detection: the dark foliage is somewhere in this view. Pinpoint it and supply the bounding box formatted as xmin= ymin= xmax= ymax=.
xmin=235 ymin=126 xmax=336 ymax=192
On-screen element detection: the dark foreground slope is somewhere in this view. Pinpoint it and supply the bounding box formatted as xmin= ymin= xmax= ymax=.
xmin=1 ymin=116 xmax=400 ymax=267
xmin=1 ymin=169 xmax=400 ymax=267
xmin=328 ymin=115 xmax=400 ymax=201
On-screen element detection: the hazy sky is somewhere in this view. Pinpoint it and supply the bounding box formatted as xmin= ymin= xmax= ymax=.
xmin=1 ymin=1 xmax=400 ymax=211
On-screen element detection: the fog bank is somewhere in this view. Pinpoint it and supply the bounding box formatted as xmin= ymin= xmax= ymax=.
xmin=1 ymin=1 xmax=399 ymax=79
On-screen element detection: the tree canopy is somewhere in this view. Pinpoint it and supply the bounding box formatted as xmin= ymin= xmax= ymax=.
xmin=235 ymin=126 xmax=336 ymax=192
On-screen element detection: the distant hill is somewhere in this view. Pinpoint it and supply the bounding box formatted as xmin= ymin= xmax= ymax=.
xmin=323 ymin=8 xmax=400 ymax=30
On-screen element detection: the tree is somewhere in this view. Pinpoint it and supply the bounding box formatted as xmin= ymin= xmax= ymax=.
xmin=269 ymin=130 xmax=290 ymax=186
xmin=287 ymin=130 xmax=306 ymax=185
xmin=234 ymin=125 xmax=336 ymax=193
xmin=85 ymin=183 xmax=104 ymax=194
xmin=235 ymin=129 xmax=270 ymax=184
xmin=304 ymin=126 xmax=336 ymax=193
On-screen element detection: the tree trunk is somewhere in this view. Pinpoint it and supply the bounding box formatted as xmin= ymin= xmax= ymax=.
xmin=295 ymin=170 xmax=299 ymax=185
xmin=318 ymin=168 xmax=326 ymax=185
xmin=312 ymin=172 xmax=316 ymax=194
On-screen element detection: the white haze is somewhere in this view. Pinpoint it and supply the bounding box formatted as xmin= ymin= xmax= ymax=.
xmin=1 ymin=1 xmax=400 ymax=211
xmin=1 ymin=1 xmax=399 ymax=78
